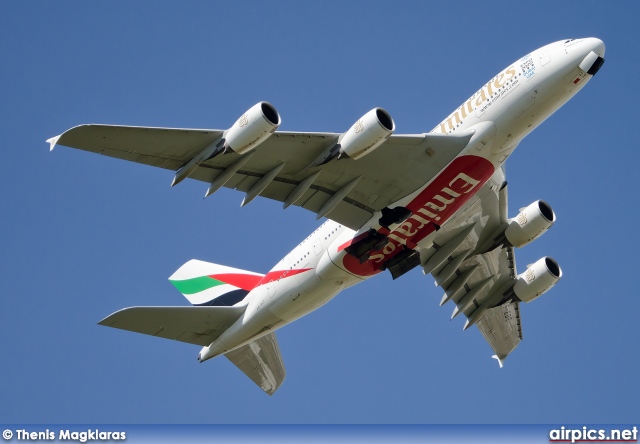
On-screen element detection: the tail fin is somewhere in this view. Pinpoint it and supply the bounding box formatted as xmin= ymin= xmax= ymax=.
xmin=169 ymin=259 xmax=264 ymax=306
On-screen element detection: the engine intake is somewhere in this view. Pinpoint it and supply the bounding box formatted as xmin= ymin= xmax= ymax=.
xmin=338 ymin=108 xmax=395 ymax=160
xmin=513 ymin=257 xmax=562 ymax=303
xmin=224 ymin=101 xmax=281 ymax=155
xmin=504 ymin=200 xmax=555 ymax=248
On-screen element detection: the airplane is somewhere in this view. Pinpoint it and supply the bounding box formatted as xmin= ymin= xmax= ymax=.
xmin=48 ymin=38 xmax=605 ymax=395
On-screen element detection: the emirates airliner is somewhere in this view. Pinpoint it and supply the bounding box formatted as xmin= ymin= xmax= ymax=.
xmin=49 ymin=38 xmax=605 ymax=394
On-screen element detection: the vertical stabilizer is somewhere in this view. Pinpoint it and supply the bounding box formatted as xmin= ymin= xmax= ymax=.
xmin=169 ymin=259 xmax=264 ymax=306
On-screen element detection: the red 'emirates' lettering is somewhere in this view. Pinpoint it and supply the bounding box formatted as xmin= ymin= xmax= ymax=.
xmin=341 ymin=155 xmax=495 ymax=277
xmin=369 ymin=173 xmax=482 ymax=263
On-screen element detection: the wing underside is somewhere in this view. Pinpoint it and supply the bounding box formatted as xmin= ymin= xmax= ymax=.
xmin=49 ymin=124 xmax=472 ymax=230
xmin=414 ymin=171 xmax=524 ymax=362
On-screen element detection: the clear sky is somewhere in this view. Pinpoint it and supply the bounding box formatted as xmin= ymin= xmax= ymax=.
xmin=1 ymin=1 xmax=638 ymax=424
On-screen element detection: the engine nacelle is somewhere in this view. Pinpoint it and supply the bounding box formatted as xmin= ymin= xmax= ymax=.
xmin=339 ymin=108 xmax=395 ymax=160
xmin=504 ymin=200 xmax=555 ymax=248
xmin=224 ymin=101 xmax=281 ymax=155
xmin=513 ymin=257 xmax=562 ymax=303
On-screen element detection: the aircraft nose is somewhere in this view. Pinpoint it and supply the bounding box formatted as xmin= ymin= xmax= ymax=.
xmin=576 ymin=38 xmax=605 ymax=76
xmin=585 ymin=37 xmax=605 ymax=57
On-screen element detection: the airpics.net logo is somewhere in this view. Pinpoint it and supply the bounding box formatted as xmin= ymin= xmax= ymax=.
xmin=2 ymin=429 xmax=126 ymax=442
xmin=549 ymin=426 xmax=638 ymax=443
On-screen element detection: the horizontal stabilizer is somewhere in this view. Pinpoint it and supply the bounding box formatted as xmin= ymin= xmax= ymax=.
xmin=225 ymin=332 xmax=286 ymax=396
xmin=98 ymin=305 xmax=246 ymax=347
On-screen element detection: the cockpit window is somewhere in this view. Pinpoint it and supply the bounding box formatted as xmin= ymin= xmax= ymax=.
xmin=565 ymin=39 xmax=575 ymax=43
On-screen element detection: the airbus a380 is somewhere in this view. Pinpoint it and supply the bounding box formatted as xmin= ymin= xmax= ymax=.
xmin=49 ymin=38 xmax=605 ymax=395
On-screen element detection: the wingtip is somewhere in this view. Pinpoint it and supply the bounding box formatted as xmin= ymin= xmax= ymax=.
xmin=46 ymin=135 xmax=61 ymax=151
xmin=97 ymin=316 xmax=113 ymax=326
xmin=492 ymin=355 xmax=505 ymax=368
xmin=171 ymin=173 xmax=186 ymax=187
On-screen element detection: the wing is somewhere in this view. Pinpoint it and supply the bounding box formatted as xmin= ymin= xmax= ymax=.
xmin=98 ymin=305 xmax=246 ymax=347
xmin=224 ymin=332 xmax=286 ymax=396
xmin=48 ymin=124 xmax=472 ymax=230
xmin=417 ymin=170 xmax=524 ymax=363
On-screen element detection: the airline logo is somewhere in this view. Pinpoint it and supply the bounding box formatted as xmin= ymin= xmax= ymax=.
xmin=436 ymin=65 xmax=517 ymax=133
xmin=342 ymin=155 xmax=495 ymax=276
xmin=525 ymin=268 xmax=535 ymax=283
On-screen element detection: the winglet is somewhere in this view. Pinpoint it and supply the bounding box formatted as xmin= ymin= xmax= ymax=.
xmin=46 ymin=135 xmax=61 ymax=151
xmin=492 ymin=354 xmax=505 ymax=368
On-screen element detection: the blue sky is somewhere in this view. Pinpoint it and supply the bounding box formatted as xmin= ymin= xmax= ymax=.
xmin=1 ymin=1 xmax=639 ymax=424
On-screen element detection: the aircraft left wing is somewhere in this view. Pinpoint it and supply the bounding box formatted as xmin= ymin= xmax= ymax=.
xmin=48 ymin=123 xmax=472 ymax=230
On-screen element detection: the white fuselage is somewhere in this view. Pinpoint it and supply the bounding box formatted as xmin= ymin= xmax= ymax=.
xmin=198 ymin=38 xmax=605 ymax=362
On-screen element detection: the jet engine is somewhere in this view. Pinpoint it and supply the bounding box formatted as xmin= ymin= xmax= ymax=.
xmin=504 ymin=200 xmax=555 ymax=248
xmin=338 ymin=108 xmax=395 ymax=160
xmin=512 ymin=257 xmax=562 ymax=303
xmin=224 ymin=101 xmax=281 ymax=155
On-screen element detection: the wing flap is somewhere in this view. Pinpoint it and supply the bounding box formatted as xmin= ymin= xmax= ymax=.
xmin=98 ymin=305 xmax=246 ymax=347
xmin=225 ymin=332 xmax=286 ymax=396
